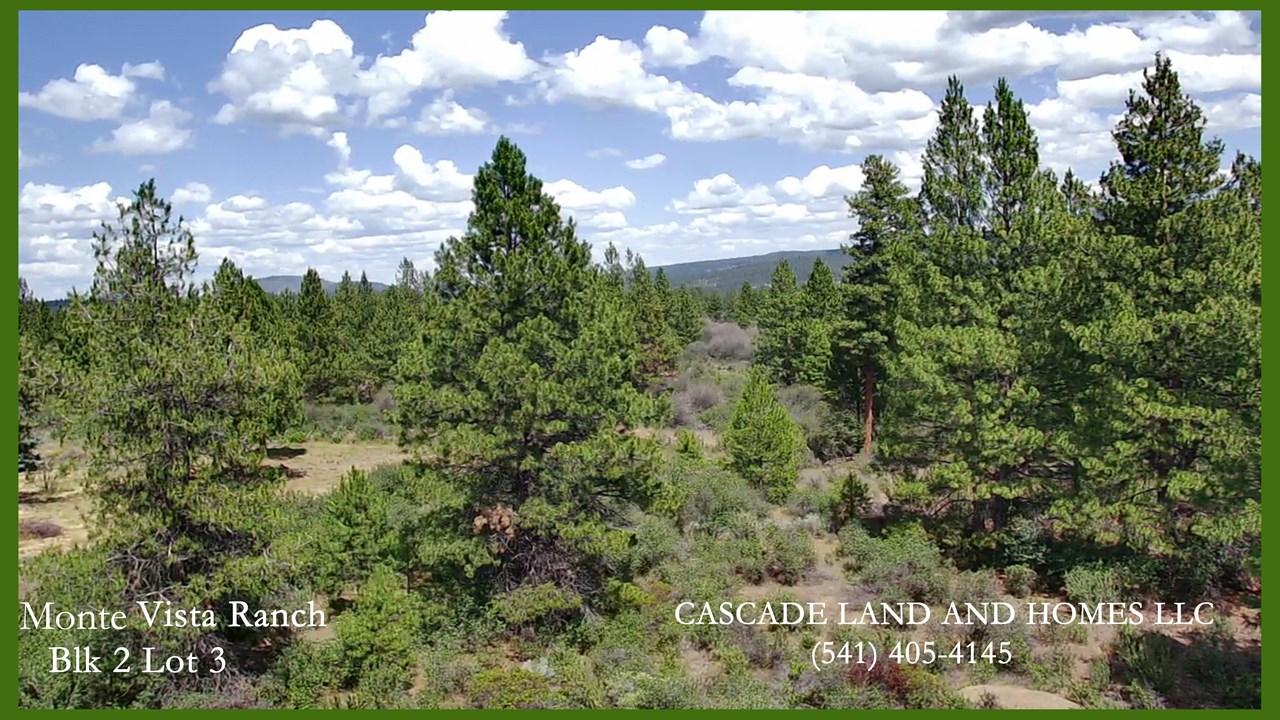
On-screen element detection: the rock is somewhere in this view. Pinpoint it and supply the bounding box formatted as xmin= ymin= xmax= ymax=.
xmin=959 ymin=684 xmax=1082 ymax=709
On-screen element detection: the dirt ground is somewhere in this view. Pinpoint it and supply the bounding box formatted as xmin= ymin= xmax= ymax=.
xmin=17 ymin=437 xmax=409 ymax=558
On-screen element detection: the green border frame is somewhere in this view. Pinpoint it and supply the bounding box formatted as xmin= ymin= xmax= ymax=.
xmin=12 ymin=3 xmax=1267 ymax=715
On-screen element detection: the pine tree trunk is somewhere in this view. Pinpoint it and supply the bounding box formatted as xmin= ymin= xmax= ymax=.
xmin=861 ymin=364 xmax=875 ymax=457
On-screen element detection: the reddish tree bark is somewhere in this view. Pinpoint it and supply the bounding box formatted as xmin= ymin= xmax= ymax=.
xmin=861 ymin=364 xmax=875 ymax=457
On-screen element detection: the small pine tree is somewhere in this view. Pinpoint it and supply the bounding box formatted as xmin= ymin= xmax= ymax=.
xmin=732 ymin=282 xmax=760 ymax=327
xmin=756 ymin=260 xmax=807 ymax=384
xmin=724 ymin=367 xmax=805 ymax=503
xmin=627 ymin=254 xmax=680 ymax=385
xmin=18 ymin=334 xmax=41 ymax=472
xmin=668 ymin=287 xmax=704 ymax=345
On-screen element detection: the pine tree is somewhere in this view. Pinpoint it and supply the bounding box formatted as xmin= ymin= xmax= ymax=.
xmin=46 ymin=181 xmax=303 ymax=703
xmin=879 ymin=78 xmax=1067 ymax=554
xmin=724 ymin=367 xmax=805 ymax=503
xmin=840 ymin=154 xmax=919 ymax=456
xmin=627 ymin=254 xmax=679 ymax=385
xmin=983 ymin=78 xmax=1040 ymax=237
xmin=732 ymin=282 xmax=760 ymax=327
xmin=668 ymin=287 xmax=704 ymax=345
xmin=755 ymin=261 xmax=806 ymax=383
xmin=803 ymin=258 xmax=841 ymax=324
xmin=1060 ymin=169 xmax=1098 ymax=219
xmin=396 ymin=137 xmax=657 ymax=616
xmin=1059 ymin=55 xmax=1260 ymax=568
xmin=296 ymin=268 xmax=336 ymax=399
xmin=653 ymin=267 xmax=673 ymax=314
xmin=1100 ymin=52 xmax=1224 ymax=241
xmin=921 ymin=75 xmax=986 ymax=233
xmin=18 ymin=333 xmax=41 ymax=473
xmin=332 ymin=270 xmax=377 ymax=401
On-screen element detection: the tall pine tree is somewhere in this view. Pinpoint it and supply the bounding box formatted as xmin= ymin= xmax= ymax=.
xmin=396 ymin=138 xmax=658 ymax=619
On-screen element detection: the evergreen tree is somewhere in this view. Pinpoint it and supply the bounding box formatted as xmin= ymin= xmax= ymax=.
xmin=627 ymin=254 xmax=679 ymax=385
xmin=1100 ymin=53 xmax=1224 ymax=241
xmin=1059 ymin=55 xmax=1260 ymax=568
xmin=602 ymin=243 xmax=626 ymax=294
xmin=396 ymin=137 xmax=658 ymax=617
xmin=18 ymin=333 xmax=41 ymax=472
xmin=982 ymin=77 xmax=1040 ymax=237
xmin=18 ymin=277 xmax=58 ymax=349
xmin=880 ymin=78 xmax=1066 ymax=553
xmin=668 ymin=287 xmax=704 ymax=345
xmin=732 ymin=282 xmax=760 ymax=327
xmin=207 ymin=258 xmax=285 ymax=343
xmin=756 ymin=260 xmax=807 ymax=384
xmin=724 ymin=367 xmax=805 ymax=503
xmin=839 ymin=154 xmax=918 ymax=456
xmin=921 ymin=75 xmax=986 ymax=233
xmin=1060 ymin=169 xmax=1098 ymax=219
xmin=803 ymin=258 xmax=841 ymax=324
xmin=45 ymin=181 xmax=302 ymax=704
xmin=333 ymin=270 xmax=377 ymax=400
xmin=653 ymin=267 xmax=673 ymax=313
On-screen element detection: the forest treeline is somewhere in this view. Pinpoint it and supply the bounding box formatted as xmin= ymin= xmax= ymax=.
xmin=17 ymin=54 xmax=1260 ymax=709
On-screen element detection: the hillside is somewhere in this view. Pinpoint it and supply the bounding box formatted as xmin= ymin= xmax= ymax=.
xmin=254 ymin=275 xmax=392 ymax=295
xmin=32 ymin=250 xmax=845 ymax=303
xmin=654 ymin=248 xmax=850 ymax=291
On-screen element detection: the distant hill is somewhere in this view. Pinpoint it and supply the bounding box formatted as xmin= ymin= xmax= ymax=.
xmin=248 ymin=251 xmax=846 ymax=297
xmin=33 ymin=250 xmax=841 ymax=305
xmin=253 ymin=275 xmax=391 ymax=295
xmin=654 ymin=248 xmax=850 ymax=291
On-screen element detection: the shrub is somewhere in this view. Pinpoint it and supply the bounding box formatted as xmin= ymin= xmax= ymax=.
xmin=674 ymin=429 xmax=703 ymax=459
xmin=623 ymin=513 xmax=681 ymax=576
xmin=842 ymin=524 xmax=951 ymax=606
xmin=1000 ymin=515 xmax=1048 ymax=568
xmin=653 ymin=455 xmax=766 ymax=534
xmin=334 ymin=566 xmax=422 ymax=686
xmin=469 ymin=668 xmax=554 ymax=709
xmin=1063 ymin=564 xmax=1120 ymax=606
xmin=18 ymin=519 xmax=63 ymax=540
xmin=260 ymin=640 xmax=345 ymax=709
xmin=700 ymin=322 xmax=756 ymax=361
xmin=673 ymin=383 xmax=723 ymax=425
xmin=763 ymin=525 xmax=816 ymax=585
xmin=821 ymin=472 xmax=872 ymax=532
xmin=1003 ymin=564 xmax=1037 ymax=597
xmin=1111 ymin=626 xmax=1175 ymax=696
xmin=491 ymin=582 xmax=583 ymax=630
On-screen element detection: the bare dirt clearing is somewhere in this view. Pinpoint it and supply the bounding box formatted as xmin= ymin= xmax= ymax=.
xmin=18 ymin=438 xmax=409 ymax=558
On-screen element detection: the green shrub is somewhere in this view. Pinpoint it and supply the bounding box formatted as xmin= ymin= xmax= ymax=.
xmin=490 ymin=582 xmax=583 ymax=630
xmin=1111 ymin=626 xmax=1175 ymax=695
xmin=261 ymin=640 xmax=345 ymax=709
xmin=623 ymin=513 xmax=681 ymax=576
xmin=763 ymin=525 xmax=816 ymax=585
xmin=821 ymin=472 xmax=872 ymax=532
xmin=334 ymin=566 xmax=422 ymax=686
xmin=1000 ymin=515 xmax=1048 ymax=568
xmin=468 ymin=668 xmax=554 ymax=709
xmin=1063 ymin=564 xmax=1120 ymax=606
xmin=1003 ymin=564 xmax=1037 ymax=597
xmin=843 ymin=524 xmax=951 ymax=606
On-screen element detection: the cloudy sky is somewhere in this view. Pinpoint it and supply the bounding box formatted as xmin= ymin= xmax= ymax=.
xmin=18 ymin=10 xmax=1261 ymax=298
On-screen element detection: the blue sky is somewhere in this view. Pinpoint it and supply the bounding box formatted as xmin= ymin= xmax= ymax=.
xmin=19 ymin=10 xmax=1262 ymax=298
